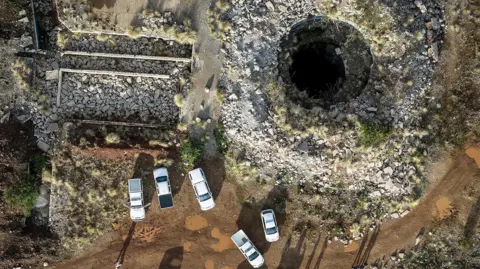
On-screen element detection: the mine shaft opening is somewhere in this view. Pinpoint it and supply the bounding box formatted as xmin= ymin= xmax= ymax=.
xmin=289 ymin=42 xmax=345 ymax=100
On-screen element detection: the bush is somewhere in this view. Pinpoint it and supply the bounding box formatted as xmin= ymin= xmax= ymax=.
xmin=105 ymin=133 xmax=120 ymax=144
xmin=3 ymin=176 xmax=39 ymax=216
xmin=358 ymin=122 xmax=391 ymax=147
xmin=180 ymin=138 xmax=204 ymax=169
xmin=214 ymin=123 xmax=229 ymax=154
xmin=174 ymin=94 xmax=185 ymax=107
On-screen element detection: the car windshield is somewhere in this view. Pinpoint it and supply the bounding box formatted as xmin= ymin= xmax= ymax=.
xmin=248 ymin=251 xmax=260 ymax=261
xmin=266 ymin=227 xmax=277 ymax=235
xmin=156 ymin=176 xmax=168 ymax=183
xmin=199 ymin=193 xmax=211 ymax=202
xmin=131 ymin=205 xmax=142 ymax=209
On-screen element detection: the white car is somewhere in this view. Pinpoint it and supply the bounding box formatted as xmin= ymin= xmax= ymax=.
xmin=188 ymin=168 xmax=215 ymax=211
xmin=231 ymin=230 xmax=265 ymax=268
xmin=153 ymin=168 xmax=174 ymax=209
xmin=261 ymin=209 xmax=279 ymax=242
xmin=128 ymin=178 xmax=145 ymax=221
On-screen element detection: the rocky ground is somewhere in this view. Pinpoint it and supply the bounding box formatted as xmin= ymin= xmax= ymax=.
xmin=218 ymin=0 xmax=446 ymax=226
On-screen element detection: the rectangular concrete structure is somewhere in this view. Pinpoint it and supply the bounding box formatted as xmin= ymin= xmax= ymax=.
xmin=62 ymin=51 xmax=192 ymax=63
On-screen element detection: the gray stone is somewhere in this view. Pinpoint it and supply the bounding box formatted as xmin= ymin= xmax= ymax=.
xmin=297 ymin=141 xmax=309 ymax=153
xmin=46 ymin=123 xmax=59 ymax=133
xmin=383 ymin=167 xmax=394 ymax=175
xmin=45 ymin=70 xmax=59 ymax=80
xmin=18 ymin=17 xmax=29 ymax=23
xmin=431 ymin=43 xmax=439 ymax=61
xmin=367 ymin=107 xmax=378 ymax=112
xmin=265 ymin=1 xmax=275 ymax=12
xmin=37 ymin=140 xmax=50 ymax=152
xmin=19 ymin=10 xmax=27 ymax=16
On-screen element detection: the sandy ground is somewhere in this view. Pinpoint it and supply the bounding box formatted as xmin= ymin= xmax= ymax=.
xmin=52 ymin=147 xmax=480 ymax=269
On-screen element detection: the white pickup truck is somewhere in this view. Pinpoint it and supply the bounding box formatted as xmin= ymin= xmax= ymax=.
xmin=128 ymin=178 xmax=145 ymax=221
xmin=231 ymin=230 xmax=264 ymax=268
xmin=153 ymin=168 xmax=174 ymax=209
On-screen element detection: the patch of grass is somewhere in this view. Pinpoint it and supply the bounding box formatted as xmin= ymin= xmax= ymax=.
xmin=214 ymin=123 xmax=229 ymax=154
xmin=105 ymin=133 xmax=120 ymax=144
xmin=179 ymin=138 xmax=204 ymax=169
xmin=127 ymin=27 xmax=141 ymax=39
xmin=174 ymin=94 xmax=185 ymax=107
xmin=57 ymin=32 xmax=66 ymax=48
xmin=3 ymin=176 xmax=39 ymax=216
xmin=358 ymin=122 xmax=392 ymax=147
xmin=95 ymin=34 xmax=109 ymax=42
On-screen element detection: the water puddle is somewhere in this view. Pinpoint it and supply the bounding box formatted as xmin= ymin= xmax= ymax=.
xmin=344 ymin=241 xmax=359 ymax=252
xmin=205 ymin=260 xmax=214 ymax=269
xmin=466 ymin=146 xmax=480 ymax=169
xmin=185 ymin=215 xmax=208 ymax=231
xmin=434 ymin=197 xmax=454 ymax=220
xmin=210 ymin=227 xmax=235 ymax=252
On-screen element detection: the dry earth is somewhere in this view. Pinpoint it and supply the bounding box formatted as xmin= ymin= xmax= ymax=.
xmin=52 ymin=147 xmax=480 ymax=269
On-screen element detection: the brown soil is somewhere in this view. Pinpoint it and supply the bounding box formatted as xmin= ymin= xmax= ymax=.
xmin=185 ymin=215 xmax=209 ymax=231
xmin=52 ymin=149 xmax=480 ymax=269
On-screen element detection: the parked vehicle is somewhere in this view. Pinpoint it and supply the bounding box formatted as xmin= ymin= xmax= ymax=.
xmin=153 ymin=168 xmax=174 ymax=209
xmin=260 ymin=209 xmax=279 ymax=242
xmin=188 ymin=168 xmax=215 ymax=211
xmin=231 ymin=230 xmax=264 ymax=268
xmin=128 ymin=178 xmax=145 ymax=221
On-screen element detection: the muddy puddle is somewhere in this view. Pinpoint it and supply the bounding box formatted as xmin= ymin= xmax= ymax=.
xmin=434 ymin=197 xmax=454 ymax=220
xmin=344 ymin=241 xmax=360 ymax=252
xmin=210 ymin=227 xmax=235 ymax=252
xmin=185 ymin=215 xmax=208 ymax=231
xmin=466 ymin=146 xmax=480 ymax=168
xmin=205 ymin=260 xmax=214 ymax=269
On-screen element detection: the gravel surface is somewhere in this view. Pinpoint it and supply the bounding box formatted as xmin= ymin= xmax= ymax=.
xmin=218 ymin=0 xmax=445 ymax=215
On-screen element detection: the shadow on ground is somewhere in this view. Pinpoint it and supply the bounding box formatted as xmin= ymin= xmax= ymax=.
xmin=196 ymin=155 xmax=225 ymax=200
xmin=115 ymin=222 xmax=136 ymax=265
xmin=236 ymin=186 xmax=288 ymax=254
xmin=132 ymin=153 xmax=155 ymax=206
xmin=277 ymin=228 xmax=307 ymax=269
xmin=158 ymin=246 xmax=183 ymax=269
xmin=304 ymin=234 xmax=328 ymax=269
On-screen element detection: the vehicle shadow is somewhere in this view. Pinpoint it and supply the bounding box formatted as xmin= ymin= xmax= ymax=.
xmin=157 ymin=150 xmax=184 ymax=197
xmin=115 ymin=222 xmax=136 ymax=265
xmin=197 ymin=155 xmax=225 ymax=200
xmin=158 ymin=246 xmax=184 ymax=269
xmin=237 ymin=261 xmax=269 ymax=269
xmin=236 ymin=186 xmax=288 ymax=254
xmin=305 ymin=234 xmax=329 ymax=269
xmin=132 ymin=153 xmax=155 ymax=207
xmin=277 ymin=228 xmax=308 ymax=269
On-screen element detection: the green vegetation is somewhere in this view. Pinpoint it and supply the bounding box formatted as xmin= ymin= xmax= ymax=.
xmin=180 ymin=138 xmax=204 ymax=169
xmin=358 ymin=122 xmax=392 ymax=147
xmin=214 ymin=123 xmax=229 ymax=154
xmin=105 ymin=133 xmax=120 ymax=144
xmin=174 ymin=94 xmax=185 ymax=107
xmin=3 ymin=154 xmax=45 ymax=216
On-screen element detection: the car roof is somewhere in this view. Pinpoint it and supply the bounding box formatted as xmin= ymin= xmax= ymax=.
xmin=194 ymin=181 xmax=209 ymax=195
xmin=157 ymin=181 xmax=170 ymax=195
xmin=189 ymin=168 xmax=205 ymax=183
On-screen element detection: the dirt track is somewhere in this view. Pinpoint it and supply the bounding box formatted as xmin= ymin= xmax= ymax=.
xmin=52 ymin=149 xmax=480 ymax=269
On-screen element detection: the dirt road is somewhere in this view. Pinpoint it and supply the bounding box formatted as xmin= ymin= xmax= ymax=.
xmin=52 ymin=148 xmax=480 ymax=269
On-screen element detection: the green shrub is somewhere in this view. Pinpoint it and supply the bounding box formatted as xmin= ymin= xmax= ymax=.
xmin=358 ymin=122 xmax=392 ymax=147
xmin=214 ymin=123 xmax=229 ymax=154
xmin=3 ymin=154 xmax=44 ymax=216
xmin=105 ymin=133 xmax=120 ymax=144
xmin=180 ymin=138 xmax=204 ymax=169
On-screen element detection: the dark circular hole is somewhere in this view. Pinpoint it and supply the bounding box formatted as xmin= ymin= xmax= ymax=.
xmin=289 ymin=42 xmax=345 ymax=100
